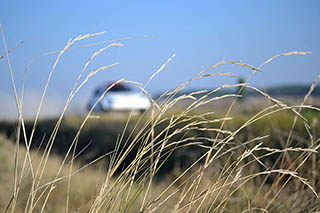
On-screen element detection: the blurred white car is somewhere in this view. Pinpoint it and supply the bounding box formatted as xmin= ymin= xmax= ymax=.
xmin=88 ymin=82 xmax=151 ymax=113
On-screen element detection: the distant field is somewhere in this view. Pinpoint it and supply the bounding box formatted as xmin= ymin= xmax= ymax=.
xmin=1 ymin=97 xmax=320 ymax=211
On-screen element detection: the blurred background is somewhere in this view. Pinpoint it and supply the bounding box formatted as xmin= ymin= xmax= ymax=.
xmin=1 ymin=0 xmax=320 ymax=120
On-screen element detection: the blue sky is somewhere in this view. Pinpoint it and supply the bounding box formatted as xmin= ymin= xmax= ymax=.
xmin=1 ymin=0 xmax=320 ymax=118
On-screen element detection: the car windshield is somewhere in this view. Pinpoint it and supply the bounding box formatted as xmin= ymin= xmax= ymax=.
xmin=94 ymin=83 xmax=132 ymax=95
xmin=109 ymin=86 xmax=131 ymax=92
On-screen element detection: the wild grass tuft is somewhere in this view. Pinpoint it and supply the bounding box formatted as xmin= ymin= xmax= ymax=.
xmin=1 ymin=28 xmax=319 ymax=212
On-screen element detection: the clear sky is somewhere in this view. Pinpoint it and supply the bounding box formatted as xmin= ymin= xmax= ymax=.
xmin=1 ymin=0 xmax=320 ymax=119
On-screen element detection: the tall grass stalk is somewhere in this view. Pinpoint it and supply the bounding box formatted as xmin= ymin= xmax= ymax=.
xmin=1 ymin=28 xmax=319 ymax=212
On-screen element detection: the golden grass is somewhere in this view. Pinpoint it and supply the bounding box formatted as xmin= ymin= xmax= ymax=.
xmin=0 ymin=135 xmax=106 ymax=212
xmin=1 ymin=27 xmax=319 ymax=212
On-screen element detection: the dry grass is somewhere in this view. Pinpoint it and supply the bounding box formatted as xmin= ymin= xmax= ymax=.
xmin=1 ymin=27 xmax=319 ymax=212
xmin=0 ymin=135 xmax=106 ymax=212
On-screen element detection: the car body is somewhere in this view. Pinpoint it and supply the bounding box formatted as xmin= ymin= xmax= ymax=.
xmin=88 ymin=82 xmax=151 ymax=113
